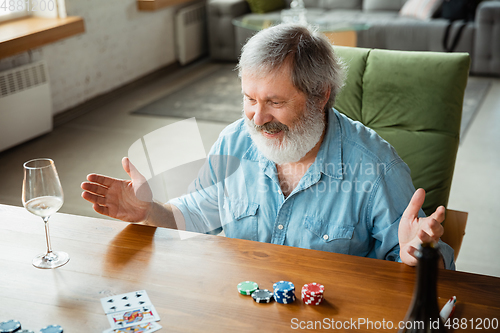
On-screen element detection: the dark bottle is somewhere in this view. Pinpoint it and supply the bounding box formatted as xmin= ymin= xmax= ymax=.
xmin=398 ymin=243 xmax=447 ymax=333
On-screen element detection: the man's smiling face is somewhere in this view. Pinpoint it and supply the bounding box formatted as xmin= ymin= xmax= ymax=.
xmin=242 ymin=64 xmax=308 ymax=141
xmin=242 ymin=63 xmax=326 ymax=165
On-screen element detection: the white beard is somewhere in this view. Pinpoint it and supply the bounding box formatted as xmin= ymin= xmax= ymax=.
xmin=244 ymin=107 xmax=326 ymax=165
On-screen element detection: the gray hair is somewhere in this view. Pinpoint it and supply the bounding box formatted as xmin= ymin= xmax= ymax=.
xmin=237 ymin=23 xmax=346 ymax=112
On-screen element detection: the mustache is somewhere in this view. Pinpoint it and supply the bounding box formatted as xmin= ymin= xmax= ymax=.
xmin=250 ymin=120 xmax=289 ymax=133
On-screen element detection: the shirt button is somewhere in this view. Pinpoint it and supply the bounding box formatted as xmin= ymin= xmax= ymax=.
xmin=323 ymin=234 xmax=329 ymax=240
xmin=278 ymin=224 xmax=284 ymax=230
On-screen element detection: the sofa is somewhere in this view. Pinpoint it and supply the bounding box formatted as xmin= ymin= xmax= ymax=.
xmin=207 ymin=0 xmax=500 ymax=76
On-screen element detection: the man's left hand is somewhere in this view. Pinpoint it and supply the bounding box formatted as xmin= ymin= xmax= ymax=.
xmin=398 ymin=188 xmax=445 ymax=266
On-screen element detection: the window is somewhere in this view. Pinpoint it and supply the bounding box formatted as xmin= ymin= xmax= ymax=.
xmin=0 ymin=1 xmax=30 ymax=22
xmin=0 ymin=1 xmax=65 ymax=22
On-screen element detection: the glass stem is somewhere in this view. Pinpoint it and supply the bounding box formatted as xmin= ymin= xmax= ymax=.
xmin=43 ymin=216 xmax=53 ymax=255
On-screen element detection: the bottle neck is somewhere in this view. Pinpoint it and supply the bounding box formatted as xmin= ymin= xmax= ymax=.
xmin=410 ymin=245 xmax=442 ymax=316
xmin=413 ymin=249 xmax=439 ymax=305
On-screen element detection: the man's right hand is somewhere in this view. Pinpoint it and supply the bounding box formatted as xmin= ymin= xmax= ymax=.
xmin=81 ymin=157 xmax=152 ymax=222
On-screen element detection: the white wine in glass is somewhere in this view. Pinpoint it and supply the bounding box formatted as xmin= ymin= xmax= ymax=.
xmin=22 ymin=158 xmax=69 ymax=269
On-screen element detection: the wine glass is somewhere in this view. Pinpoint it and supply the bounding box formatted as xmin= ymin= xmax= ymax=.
xmin=22 ymin=158 xmax=69 ymax=269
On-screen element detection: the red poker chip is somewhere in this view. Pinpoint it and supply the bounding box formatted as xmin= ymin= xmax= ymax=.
xmin=302 ymin=292 xmax=323 ymax=298
xmin=304 ymin=299 xmax=322 ymax=303
xmin=301 ymin=282 xmax=325 ymax=305
xmin=302 ymin=283 xmax=325 ymax=297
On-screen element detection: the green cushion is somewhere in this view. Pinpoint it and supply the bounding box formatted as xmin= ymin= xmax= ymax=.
xmin=334 ymin=46 xmax=369 ymax=122
xmin=333 ymin=46 xmax=470 ymax=216
xmin=246 ymin=0 xmax=286 ymax=14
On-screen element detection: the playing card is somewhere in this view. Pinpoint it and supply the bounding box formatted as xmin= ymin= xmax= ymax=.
xmin=101 ymin=290 xmax=152 ymax=314
xmin=102 ymin=321 xmax=162 ymax=333
xmin=107 ymin=304 xmax=160 ymax=329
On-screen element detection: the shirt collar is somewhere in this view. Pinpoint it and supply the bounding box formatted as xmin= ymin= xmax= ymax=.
xmin=315 ymin=108 xmax=343 ymax=180
xmin=242 ymin=108 xmax=344 ymax=180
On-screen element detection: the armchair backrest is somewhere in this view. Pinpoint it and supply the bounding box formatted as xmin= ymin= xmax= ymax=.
xmin=333 ymin=46 xmax=470 ymax=216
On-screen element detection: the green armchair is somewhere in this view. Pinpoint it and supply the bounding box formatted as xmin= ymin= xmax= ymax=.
xmin=333 ymin=46 xmax=470 ymax=259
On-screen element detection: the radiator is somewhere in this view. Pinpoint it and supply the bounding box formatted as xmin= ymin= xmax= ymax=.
xmin=0 ymin=61 xmax=53 ymax=152
xmin=175 ymin=2 xmax=208 ymax=65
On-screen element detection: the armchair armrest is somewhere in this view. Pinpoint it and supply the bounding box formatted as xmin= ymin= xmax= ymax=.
xmin=473 ymin=1 xmax=500 ymax=75
xmin=207 ymin=0 xmax=250 ymax=61
xmin=441 ymin=209 xmax=468 ymax=262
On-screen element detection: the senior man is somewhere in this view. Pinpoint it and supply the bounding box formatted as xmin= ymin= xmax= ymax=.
xmin=81 ymin=24 xmax=455 ymax=269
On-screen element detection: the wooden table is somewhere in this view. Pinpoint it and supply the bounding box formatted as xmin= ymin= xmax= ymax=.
xmin=1 ymin=204 xmax=499 ymax=332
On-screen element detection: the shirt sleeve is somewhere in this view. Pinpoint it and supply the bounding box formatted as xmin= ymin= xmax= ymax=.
xmin=167 ymin=140 xmax=224 ymax=235
xmin=366 ymin=158 xmax=414 ymax=262
xmin=367 ymin=158 xmax=455 ymax=270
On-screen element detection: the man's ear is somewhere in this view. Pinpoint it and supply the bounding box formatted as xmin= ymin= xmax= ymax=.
xmin=321 ymin=89 xmax=331 ymax=109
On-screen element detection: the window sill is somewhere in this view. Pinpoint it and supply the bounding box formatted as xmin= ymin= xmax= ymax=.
xmin=137 ymin=0 xmax=194 ymax=11
xmin=0 ymin=16 xmax=85 ymax=59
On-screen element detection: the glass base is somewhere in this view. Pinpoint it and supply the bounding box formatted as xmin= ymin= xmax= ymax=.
xmin=32 ymin=251 xmax=70 ymax=269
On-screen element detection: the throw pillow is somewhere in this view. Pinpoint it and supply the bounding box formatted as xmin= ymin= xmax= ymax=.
xmin=246 ymin=0 xmax=286 ymax=14
xmin=399 ymin=0 xmax=443 ymax=20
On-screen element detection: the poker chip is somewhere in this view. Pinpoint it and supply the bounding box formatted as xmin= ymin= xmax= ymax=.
xmin=251 ymin=289 xmax=273 ymax=303
xmin=39 ymin=325 xmax=63 ymax=333
xmin=237 ymin=281 xmax=259 ymax=295
xmin=302 ymin=282 xmax=324 ymax=296
xmin=273 ymin=281 xmax=295 ymax=293
xmin=301 ymin=282 xmax=325 ymax=305
xmin=17 ymin=330 xmax=34 ymax=333
xmin=273 ymin=281 xmax=296 ymax=304
xmin=0 ymin=320 xmax=21 ymax=333
xmin=274 ymin=294 xmax=296 ymax=304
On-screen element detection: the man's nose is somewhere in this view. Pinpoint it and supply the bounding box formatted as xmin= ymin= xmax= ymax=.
xmin=250 ymin=103 xmax=273 ymax=126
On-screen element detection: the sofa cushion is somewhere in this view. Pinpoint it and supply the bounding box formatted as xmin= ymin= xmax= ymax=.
xmin=246 ymin=0 xmax=286 ymax=13
xmin=332 ymin=47 xmax=369 ymax=123
xmin=319 ymin=0 xmax=362 ymax=10
xmin=363 ymin=0 xmax=408 ymax=11
xmin=320 ymin=9 xmax=401 ymax=24
xmin=399 ymin=0 xmax=443 ymax=20
xmin=357 ymin=19 xmax=474 ymax=53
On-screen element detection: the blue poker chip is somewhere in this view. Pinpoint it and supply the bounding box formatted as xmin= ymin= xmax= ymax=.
xmin=273 ymin=281 xmax=295 ymax=293
xmin=0 ymin=320 xmax=21 ymax=332
xmin=274 ymin=290 xmax=295 ymax=297
xmin=274 ymin=294 xmax=296 ymax=304
xmin=273 ymin=281 xmax=296 ymax=304
xmin=274 ymin=293 xmax=295 ymax=300
xmin=39 ymin=325 xmax=63 ymax=333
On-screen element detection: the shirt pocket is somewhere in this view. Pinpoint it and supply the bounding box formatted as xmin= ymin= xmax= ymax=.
xmin=303 ymin=216 xmax=355 ymax=254
xmin=222 ymin=198 xmax=259 ymax=241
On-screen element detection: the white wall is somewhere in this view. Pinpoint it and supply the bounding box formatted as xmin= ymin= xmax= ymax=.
xmin=1 ymin=0 xmax=178 ymax=115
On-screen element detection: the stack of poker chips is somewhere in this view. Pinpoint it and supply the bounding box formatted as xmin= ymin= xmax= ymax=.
xmin=301 ymin=282 xmax=325 ymax=305
xmin=237 ymin=281 xmax=274 ymax=303
xmin=273 ymin=281 xmax=296 ymax=304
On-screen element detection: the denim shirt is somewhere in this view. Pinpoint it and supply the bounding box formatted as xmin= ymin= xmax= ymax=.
xmin=169 ymin=109 xmax=455 ymax=269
